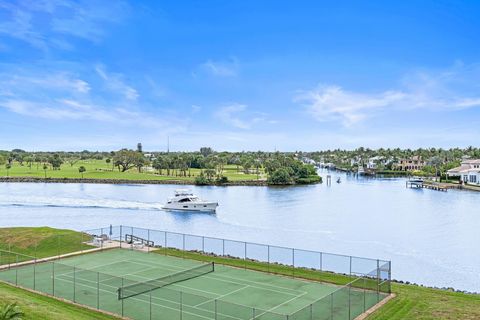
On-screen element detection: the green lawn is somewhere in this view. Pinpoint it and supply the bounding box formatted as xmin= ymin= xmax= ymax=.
xmin=0 ymin=227 xmax=92 ymax=260
xmin=369 ymin=283 xmax=480 ymax=320
xmin=0 ymin=160 xmax=263 ymax=182
xmin=0 ymin=282 xmax=120 ymax=320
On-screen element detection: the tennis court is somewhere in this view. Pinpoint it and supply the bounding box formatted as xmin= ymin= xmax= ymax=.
xmin=0 ymin=248 xmax=384 ymax=319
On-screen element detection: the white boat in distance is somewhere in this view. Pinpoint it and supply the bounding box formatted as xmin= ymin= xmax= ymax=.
xmin=163 ymin=189 xmax=218 ymax=212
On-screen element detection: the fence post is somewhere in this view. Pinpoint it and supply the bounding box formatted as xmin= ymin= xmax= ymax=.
xmin=97 ymin=272 xmax=100 ymax=309
xmin=121 ymin=277 xmax=124 ymax=316
xmin=267 ymin=245 xmax=270 ymax=274
xmin=202 ymin=236 xmax=205 ymax=253
xmin=214 ymin=299 xmax=217 ymax=320
xmin=292 ymin=248 xmax=295 ymax=278
xmin=164 ymin=232 xmax=167 ymax=255
xmin=222 ymin=239 xmax=225 ymax=256
xmin=330 ymin=293 xmax=333 ymax=320
xmin=252 ymin=307 xmax=256 ymax=319
xmin=131 ymin=226 xmax=134 ymax=250
xmin=180 ymin=291 xmax=183 ymax=320
xmin=52 ymin=262 xmax=55 ymax=296
xmin=149 ymin=290 xmax=152 ymax=320
xmin=73 ymin=266 xmax=76 ymax=302
xmin=183 ymin=234 xmax=185 ymax=259
xmin=33 ymin=258 xmax=36 ymax=290
xmin=376 ymin=259 xmax=380 ymax=302
xmin=348 ymin=283 xmax=351 ymax=320
xmin=310 ymin=303 xmax=313 ymax=320
xmin=120 ymin=225 xmax=123 ymax=248
xmin=81 ymin=231 xmax=84 ymax=253
xmin=15 ymin=255 xmax=18 ymax=285
xmin=244 ymin=242 xmax=247 ymax=269
xmin=349 ymin=256 xmax=352 ymax=278
xmin=363 ymin=277 xmax=366 ymax=312
xmin=147 ymin=229 xmax=150 ymax=253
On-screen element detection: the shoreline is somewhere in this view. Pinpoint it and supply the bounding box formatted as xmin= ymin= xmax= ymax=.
xmin=0 ymin=176 xmax=269 ymax=186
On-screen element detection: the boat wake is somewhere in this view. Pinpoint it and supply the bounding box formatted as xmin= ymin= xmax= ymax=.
xmin=0 ymin=196 xmax=165 ymax=211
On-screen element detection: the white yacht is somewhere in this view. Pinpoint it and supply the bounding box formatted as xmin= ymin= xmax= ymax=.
xmin=163 ymin=189 xmax=218 ymax=212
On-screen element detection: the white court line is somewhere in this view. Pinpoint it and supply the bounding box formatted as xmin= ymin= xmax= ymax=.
xmin=128 ymin=259 xmax=305 ymax=296
xmin=194 ymin=285 xmax=250 ymax=308
xmin=255 ymin=291 xmax=308 ymax=318
xmin=54 ymin=274 xmax=243 ymax=320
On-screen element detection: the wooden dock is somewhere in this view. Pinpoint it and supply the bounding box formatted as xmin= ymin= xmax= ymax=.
xmin=406 ymin=180 xmax=448 ymax=192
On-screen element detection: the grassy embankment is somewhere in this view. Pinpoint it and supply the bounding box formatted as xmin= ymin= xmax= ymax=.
xmin=0 ymin=227 xmax=119 ymax=319
xmin=0 ymin=227 xmax=479 ymax=319
xmin=0 ymin=160 xmax=262 ymax=182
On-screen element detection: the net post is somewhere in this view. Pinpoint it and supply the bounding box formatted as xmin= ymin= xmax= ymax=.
xmin=73 ymin=266 xmax=76 ymax=302
xmin=97 ymin=272 xmax=100 ymax=309
xmin=212 ymin=261 xmax=215 ymax=271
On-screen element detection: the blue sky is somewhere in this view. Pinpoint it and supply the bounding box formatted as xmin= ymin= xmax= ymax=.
xmin=1 ymin=0 xmax=480 ymax=151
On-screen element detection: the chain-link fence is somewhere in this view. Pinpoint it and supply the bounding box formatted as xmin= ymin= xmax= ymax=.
xmin=0 ymin=225 xmax=391 ymax=320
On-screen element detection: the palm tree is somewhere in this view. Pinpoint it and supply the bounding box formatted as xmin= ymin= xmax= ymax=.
xmin=78 ymin=166 xmax=86 ymax=178
xmin=0 ymin=303 xmax=24 ymax=320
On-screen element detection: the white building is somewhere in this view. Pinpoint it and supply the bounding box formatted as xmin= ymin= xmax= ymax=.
xmin=447 ymin=159 xmax=480 ymax=184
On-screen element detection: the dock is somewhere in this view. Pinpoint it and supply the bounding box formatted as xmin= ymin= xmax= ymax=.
xmin=406 ymin=179 xmax=448 ymax=192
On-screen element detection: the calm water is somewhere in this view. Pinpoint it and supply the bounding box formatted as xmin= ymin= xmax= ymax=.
xmin=0 ymin=173 xmax=479 ymax=292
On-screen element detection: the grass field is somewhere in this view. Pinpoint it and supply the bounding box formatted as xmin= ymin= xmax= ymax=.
xmin=0 ymin=160 xmax=263 ymax=182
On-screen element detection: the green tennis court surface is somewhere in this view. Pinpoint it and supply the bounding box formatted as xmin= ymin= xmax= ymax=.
xmin=0 ymin=248 xmax=384 ymax=319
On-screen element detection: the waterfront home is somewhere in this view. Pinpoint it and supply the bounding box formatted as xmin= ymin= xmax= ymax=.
xmin=395 ymin=156 xmax=426 ymax=171
xmin=447 ymin=159 xmax=480 ymax=184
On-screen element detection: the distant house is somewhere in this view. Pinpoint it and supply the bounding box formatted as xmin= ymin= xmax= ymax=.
xmin=396 ymin=156 xmax=426 ymax=171
xmin=447 ymin=159 xmax=480 ymax=184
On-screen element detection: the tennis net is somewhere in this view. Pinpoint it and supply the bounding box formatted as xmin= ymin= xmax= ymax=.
xmin=118 ymin=262 xmax=215 ymax=299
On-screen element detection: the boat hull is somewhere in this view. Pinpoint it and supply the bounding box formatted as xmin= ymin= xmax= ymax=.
xmin=162 ymin=202 xmax=218 ymax=212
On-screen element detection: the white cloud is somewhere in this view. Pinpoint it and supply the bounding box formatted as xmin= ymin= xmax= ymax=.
xmin=214 ymin=104 xmax=276 ymax=129
xmin=215 ymin=103 xmax=250 ymax=129
xmin=295 ymin=85 xmax=405 ymax=126
xmin=296 ymin=63 xmax=480 ymax=126
xmin=0 ymin=0 xmax=128 ymax=50
xmin=95 ymin=65 xmax=139 ymax=101
xmin=200 ymin=58 xmax=238 ymax=77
